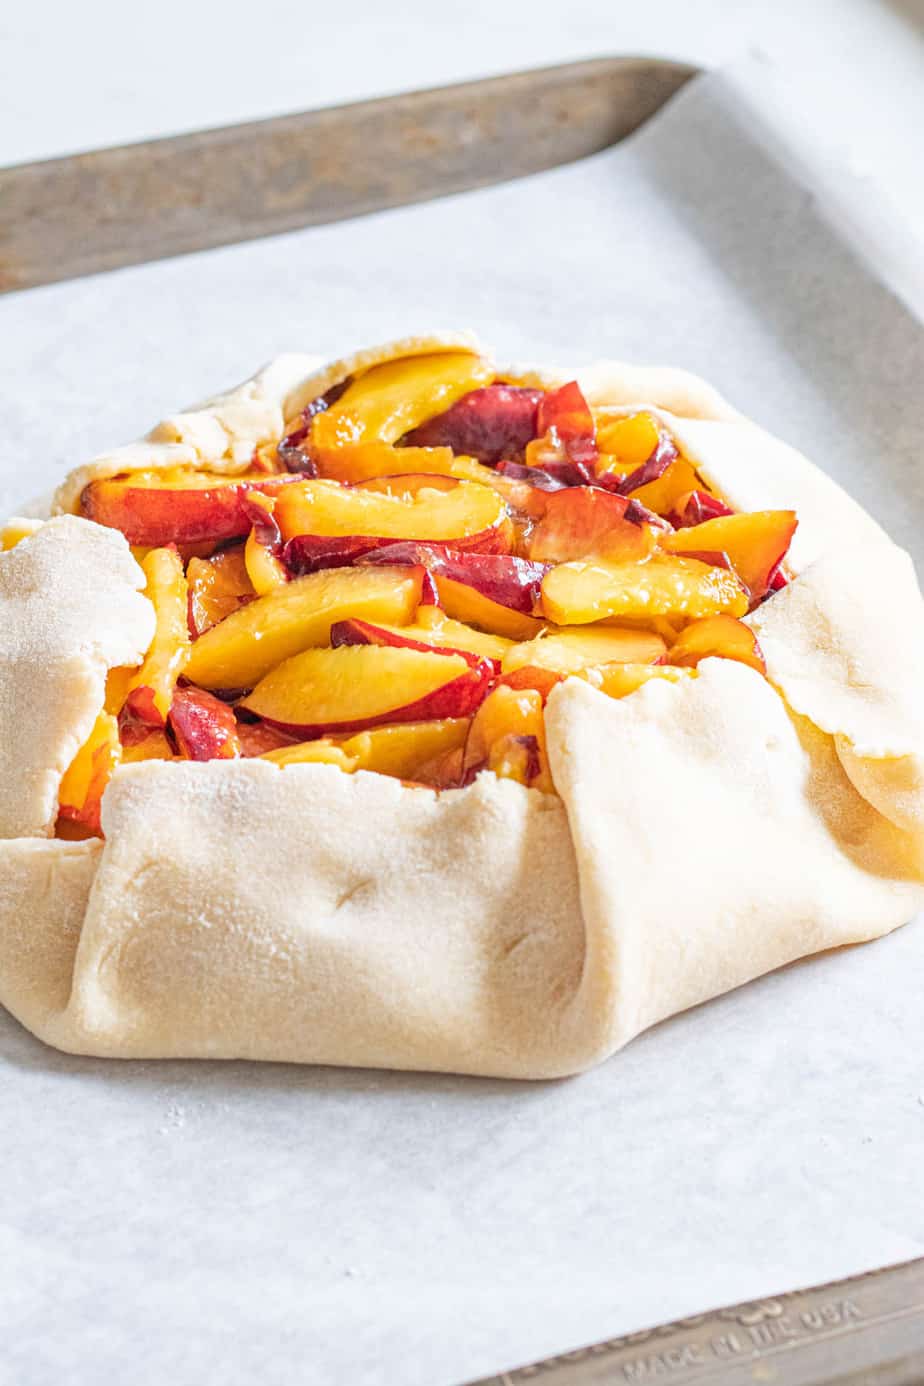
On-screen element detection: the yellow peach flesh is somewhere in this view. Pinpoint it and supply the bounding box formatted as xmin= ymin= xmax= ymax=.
xmin=541 ymin=556 xmax=748 ymax=625
xmin=435 ymin=575 xmax=545 ymax=641
xmin=308 ymin=352 xmax=493 ymax=462
xmin=502 ymin=625 xmax=666 ymax=675
xmin=577 ymin=662 xmax=697 ymax=698
xmin=371 ymin=609 xmax=513 ymax=663
xmin=275 ymin=477 xmax=508 ymax=547
xmin=185 ymin=565 xmax=423 ymax=690
xmin=58 ymin=710 xmax=121 ymax=830
xmin=464 ymin=684 xmax=553 ymax=794
xmin=241 ymin=645 xmax=474 ymax=732
xmin=126 ymin=546 xmax=190 ymax=722
xmin=661 ymin=511 xmax=797 ymax=597
xmin=595 ymin=412 xmax=662 ymax=469
xmin=665 ymin=614 xmax=766 ymax=674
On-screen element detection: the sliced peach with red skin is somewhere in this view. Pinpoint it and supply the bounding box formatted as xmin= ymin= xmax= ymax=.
xmin=187 ymin=545 xmax=255 ymax=638
xmin=242 ymin=494 xmax=288 ymax=596
xmin=58 ymin=710 xmax=121 ymax=835
xmin=124 ymin=546 xmax=190 ymax=726
xmin=502 ymin=625 xmax=666 ymax=676
xmin=462 ymin=684 xmax=553 ymax=793
xmin=276 ymin=476 xmax=512 ymax=568
xmin=241 ymin=644 xmax=492 ymax=737
xmin=541 ymin=555 xmax=749 ymax=625
xmin=660 ymin=511 xmax=797 ymax=602
xmin=170 ymin=686 xmax=242 ymax=760
xmin=526 ymin=487 xmax=656 ymax=564
xmin=403 ymin=383 xmax=544 ymax=463
xmin=330 ymin=617 xmax=493 ymax=670
xmin=359 ymin=544 xmax=548 ymax=641
xmin=81 ymin=468 xmax=300 ymax=547
xmin=665 ymin=615 xmax=766 ymax=674
xmin=669 ymin=489 xmax=734 ymax=527
xmin=535 ymin=380 xmax=598 ymax=470
xmin=436 ymin=572 xmax=546 ymax=641
xmin=309 ymin=352 xmax=493 ymax=465
xmin=184 ymin=564 xmax=425 ymax=691
xmin=382 ymin=608 xmax=513 ymax=664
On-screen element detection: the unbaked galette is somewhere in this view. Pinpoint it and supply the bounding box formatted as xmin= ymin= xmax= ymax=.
xmin=2 ymin=332 xmax=922 ymax=1077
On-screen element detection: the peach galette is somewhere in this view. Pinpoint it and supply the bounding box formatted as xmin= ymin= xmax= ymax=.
xmin=50 ymin=347 xmax=800 ymax=828
xmin=1 ymin=333 xmax=923 ymax=1077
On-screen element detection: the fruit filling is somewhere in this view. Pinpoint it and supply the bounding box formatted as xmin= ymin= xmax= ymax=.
xmin=60 ymin=347 xmax=798 ymax=833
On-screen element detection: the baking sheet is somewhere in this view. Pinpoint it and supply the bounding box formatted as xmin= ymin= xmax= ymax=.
xmin=1 ymin=62 xmax=923 ymax=1386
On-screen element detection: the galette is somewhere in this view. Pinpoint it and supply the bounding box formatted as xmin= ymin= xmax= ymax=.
xmin=1 ymin=332 xmax=922 ymax=1077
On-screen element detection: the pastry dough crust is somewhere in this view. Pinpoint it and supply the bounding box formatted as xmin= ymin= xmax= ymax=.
xmin=3 ymin=334 xmax=922 ymax=1077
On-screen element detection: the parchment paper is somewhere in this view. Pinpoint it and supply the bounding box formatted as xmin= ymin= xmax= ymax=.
xmin=1 ymin=64 xmax=923 ymax=1386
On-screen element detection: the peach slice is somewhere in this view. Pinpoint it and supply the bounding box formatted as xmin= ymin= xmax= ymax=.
xmin=241 ymin=645 xmax=493 ymax=736
xmin=526 ymin=487 xmax=656 ymax=563
xmin=660 ymin=511 xmax=797 ymax=602
xmin=124 ymin=546 xmax=190 ymax=725
xmin=187 ymin=545 xmax=255 ymax=637
xmin=314 ymin=443 xmax=459 ymax=485
xmin=348 ymin=608 xmax=513 ymax=664
xmin=120 ymin=730 xmax=175 ymax=764
xmin=502 ymin=625 xmax=666 ymax=676
xmin=578 ymin=662 xmax=696 ymax=698
xmin=434 ymin=571 xmax=545 ymax=641
xmin=309 ymin=352 xmax=493 ymax=464
xmin=669 ymin=489 xmax=734 ymax=527
xmin=81 ymin=468 xmax=299 ymax=547
xmin=58 ymin=710 xmax=121 ymax=834
xmin=344 ymin=719 xmax=473 ymax=780
xmin=536 ymin=380 xmax=598 ymax=471
xmin=244 ymin=527 xmax=288 ymax=595
xmin=541 ymin=555 xmax=749 ymax=625
xmin=242 ymin=494 xmax=288 ymax=596
xmin=360 ymin=544 xmax=548 ymax=641
xmin=331 ymin=617 xmax=493 ymax=670
xmin=170 ymin=686 xmax=242 ymax=760
xmin=403 ymin=383 xmax=545 ymax=463
xmin=595 ymin=411 xmax=662 ymax=470
xmin=0 ymin=517 xmax=43 ymax=550
xmin=625 ymin=458 xmax=699 ymax=517
xmin=462 ymin=684 xmax=553 ymax=794
xmin=258 ymin=715 xmax=471 ymax=786
xmin=261 ymin=739 xmax=360 ymax=771
xmin=184 ymin=564 xmax=425 ymax=691
xmin=495 ymin=666 xmax=563 ymax=700
xmin=665 ymin=615 xmax=766 ymax=674
xmin=276 ymin=477 xmax=511 ymax=568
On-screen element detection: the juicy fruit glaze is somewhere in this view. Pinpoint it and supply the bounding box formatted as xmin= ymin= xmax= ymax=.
xmin=54 ymin=346 xmax=797 ymax=835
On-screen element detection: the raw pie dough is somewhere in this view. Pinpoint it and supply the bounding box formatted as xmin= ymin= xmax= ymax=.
xmin=2 ymin=333 xmax=923 ymax=1079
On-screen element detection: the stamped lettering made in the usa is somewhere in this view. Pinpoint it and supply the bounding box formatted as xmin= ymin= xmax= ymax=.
xmin=503 ymin=1298 xmax=864 ymax=1382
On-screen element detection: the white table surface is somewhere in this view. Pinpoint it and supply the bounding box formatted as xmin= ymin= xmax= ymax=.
xmin=1 ymin=0 xmax=923 ymax=248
